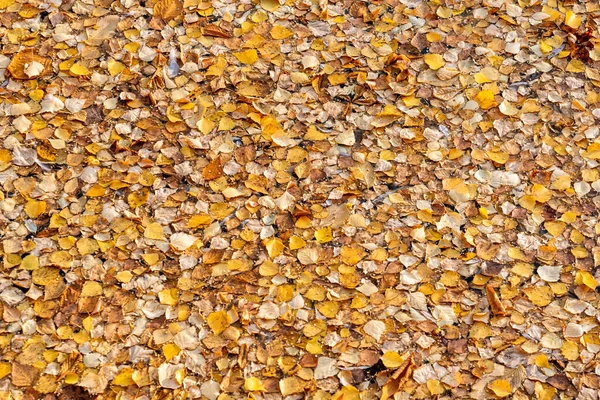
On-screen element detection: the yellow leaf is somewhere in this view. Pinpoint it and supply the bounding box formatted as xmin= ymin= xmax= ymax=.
xmin=523 ymin=286 xmax=553 ymax=306
xmin=70 ymin=63 xmax=91 ymax=76
xmin=0 ymin=0 xmax=15 ymax=9
xmin=583 ymin=143 xmax=600 ymax=159
xmin=475 ymin=90 xmax=497 ymax=109
xmin=260 ymin=0 xmax=279 ymax=12
xmin=289 ymin=235 xmax=306 ymax=250
xmin=474 ymin=67 xmax=500 ymax=84
xmin=163 ymin=343 xmax=180 ymax=361
xmin=448 ymin=181 xmax=475 ymax=203
xmin=207 ymin=310 xmax=231 ymax=335
xmin=328 ymin=73 xmax=347 ymax=86
xmin=32 ymin=268 xmax=59 ymax=286
xmin=551 ymin=175 xmax=571 ymax=190
xmin=564 ymin=10 xmax=581 ymax=29
xmin=487 ymin=151 xmax=508 ymax=164
xmin=315 ymin=227 xmax=333 ymax=243
xmin=113 ymin=368 xmax=135 ymax=387
xmin=316 ymin=301 xmax=339 ymax=318
xmin=470 ymin=322 xmax=492 ymax=339
xmin=197 ymin=118 xmax=216 ymax=134
xmin=382 ymin=351 xmax=404 ymax=368
xmin=187 ymin=214 xmax=213 ymax=228
xmin=280 ymin=376 xmax=303 ymax=396
xmin=228 ymin=258 xmax=252 ymax=271
xmin=518 ymin=195 xmax=536 ymax=211
xmin=259 ymin=260 xmax=278 ymax=276
xmin=341 ymin=246 xmax=366 ymax=265
xmin=107 ymin=59 xmax=126 ymax=76
xmin=575 ymin=271 xmax=598 ymax=289
xmin=244 ymin=377 xmax=265 ymax=392
xmin=128 ymin=188 xmax=149 ymax=208
xmin=539 ymin=40 xmax=553 ymax=54
xmin=332 ymin=386 xmax=360 ymax=400
xmin=0 ymin=362 xmax=11 ymax=379
xmin=427 ymin=379 xmax=444 ymax=395
xmin=535 ymin=354 xmax=549 ymax=368
xmin=270 ymin=25 xmax=293 ymax=39
xmin=218 ymin=117 xmax=235 ymax=131
xmin=265 ymin=238 xmax=284 ymax=258
xmin=144 ymin=222 xmax=164 ymax=240
xmin=541 ymin=5 xmax=561 ymax=21
xmin=535 ymin=382 xmax=556 ymax=400
xmin=423 ymin=53 xmax=445 ymax=70
xmin=426 ymin=32 xmax=441 ymax=42
xmin=531 ymin=184 xmax=552 ymax=203
xmin=306 ymin=337 xmax=323 ymax=354
xmin=158 ymin=288 xmax=179 ymax=306
xmin=545 ymin=221 xmax=567 ymax=238
xmin=24 ymin=200 xmax=46 ymax=218
xmin=561 ymin=340 xmax=579 ymax=361
xmin=488 ymin=379 xmax=512 ymax=397
xmin=234 ymin=49 xmax=258 ymax=65
xmin=142 ymin=253 xmax=160 ymax=265
xmin=566 ymin=59 xmax=585 ymax=73
xmin=86 ymin=184 xmax=106 ymax=197
xmin=81 ymin=281 xmax=102 ymax=297
xmin=64 ymin=372 xmax=79 ymax=385
xmin=29 ymin=89 xmax=44 ymax=102
xmin=116 ymin=271 xmax=132 ymax=283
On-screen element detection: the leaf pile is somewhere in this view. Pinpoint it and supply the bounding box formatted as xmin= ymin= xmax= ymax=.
xmin=1 ymin=0 xmax=600 ymax=399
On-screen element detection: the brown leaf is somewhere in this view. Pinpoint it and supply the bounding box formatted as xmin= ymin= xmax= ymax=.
xmin=486 ymin=284 xmax=507 ymax=316
xmin=11 ymin=363 xmax=39 ymax=387
xmin=380 ymin=354 xmax=414 ymax=400
xmin=202 ymin=25 xmax=232 ymax=38
xmin=7 ymin=50 xmax=51 ymax=80
xmin=154 ymin=0 xmax=183 ymax=21
xmin=202 ymin=156 xmax=223 ymax=181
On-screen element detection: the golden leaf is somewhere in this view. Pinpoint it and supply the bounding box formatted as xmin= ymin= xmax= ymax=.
xmin=24 ymin=200 xmax=47 ymax=218
xmin=382 ymin=351 xmax=405 ymax=368
xmin=265 ymin=238 xmax=284 ymax=258
xmin=69 ymin=63 xmax=91 ymax=76
xmin=163 ymin=343 xmax=180 ymax=361
xmin=234 ymin=49 xmax=258 ymax=65
xmin=474 ymin=90 xmax=497 ymax=109
xmin=488 ymin=379 xmax=512 ymax=397
xmin=207 ymin=310 xmax=231 ymax=335
xmin=158 ymin=288 xmax=179 ymax=306
xmin=244 ymin=377 xmax=265 ymax=392
xmin=270 ymin=25 xmax=293 ymax=39
xmin=260 ymin=0 xmax=280 ymax=12
xmin=144 ymin=222 xmax=165 ymax=240
xmin=523 ymin=286 xmax=553 ymax=307
xmin=341 ymin=246 xmax=366 ymax=265
xmin=423 ymin=53 xmax=445 ymax=70
xmin=81 ymin=281 xmax=103 ymax=297
xmin=113 ymin=368 xmax=135 ymax=387
xmin=0 ymin=0 xmax=15 ymax=9
xmin=314 ymin=227 xmax=333 ymax=243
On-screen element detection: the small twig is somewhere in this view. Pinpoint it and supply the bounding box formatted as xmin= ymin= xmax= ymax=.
xmin=372 ymin=185 xmax=409 ymax=204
